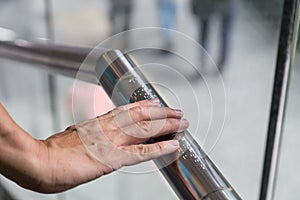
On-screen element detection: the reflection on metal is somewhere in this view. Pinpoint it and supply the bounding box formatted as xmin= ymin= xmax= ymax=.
xmin=0 ymin=27 xmax=16 ymax=41
xmin=259 ymin=0 xmax=300 ymax=200
xmin=0 ymin=40 xmax=241 ymax=199
xmin=98 ymin=50 xmax=241 ymax=200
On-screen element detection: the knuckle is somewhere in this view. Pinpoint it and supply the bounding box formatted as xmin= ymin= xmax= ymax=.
xmin=132 ymin=143 xmax=165 ymax=162
xmin=107 ymin=109 xmax=116 ymax=116
xmin=136 ymin=143 xmax=163 ymax=155
xmin=137 ymin=121 xmax=152 ymax=132
xmin=135 ymin=144 xmax=150 ymax=156
xmin=65 ymin=125 xmax=77 ymax=132
xmin=99 ymin=109 xmax=114 ymax=119
xmin=130 ymin=106 xmax=145 ymax=122
xmin=116 ymin=104 xmax=126 ymax=111
xmin=155 ymin=142 xmax=163 ymax=153
xmin=135 ymin=144 xmax=149 ymax=161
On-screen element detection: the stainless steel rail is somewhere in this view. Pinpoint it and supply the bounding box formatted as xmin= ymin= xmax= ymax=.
xmin=98 ymin=50 xmax=241 ymax=200
xmin=0 ymin=40 xmax=103 ymax=83
xmin=259 ymin=0 xmax=300 ymax=199
xmin=0 ymin=40 xmax=241 ymax=200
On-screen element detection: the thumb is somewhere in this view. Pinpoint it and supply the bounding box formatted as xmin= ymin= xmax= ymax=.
xmin=119 ymin=140 xmax=179 ymax=167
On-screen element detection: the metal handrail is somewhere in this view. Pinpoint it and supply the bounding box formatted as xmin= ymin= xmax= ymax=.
xmin=0 ymin=40 xmax=102 ymax=83
xmin=259 ymin=0 xmax=300 ymax=199
xmin=0 ymin=39 xmax=241 ymax=199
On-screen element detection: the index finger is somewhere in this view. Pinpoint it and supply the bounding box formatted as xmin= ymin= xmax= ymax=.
xmin=108 ymin=106 xmax=183 ymax=129
xmin=116 ymin=99 xmax=161 ymax=111
xmin=98 ymin=99 xmax=161 ymax=120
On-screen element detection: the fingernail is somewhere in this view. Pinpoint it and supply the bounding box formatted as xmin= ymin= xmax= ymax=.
xmin=174 ymin=109 xmax=183 ymax=117
xmin=181 ymin=118 xmax=189 ymax=127
xmin=149 ymin=98 xmax=160 ymax=104
xmin=168 ymin=140 xmax=179 ymax=147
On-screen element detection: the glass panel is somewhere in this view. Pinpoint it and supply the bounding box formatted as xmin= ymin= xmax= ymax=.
xmin=0 ymin=0 xmax=286 ymax=199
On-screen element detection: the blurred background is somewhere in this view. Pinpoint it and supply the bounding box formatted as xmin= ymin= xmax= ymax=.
xmin=0 ymin=0 xmax=299 ymax=199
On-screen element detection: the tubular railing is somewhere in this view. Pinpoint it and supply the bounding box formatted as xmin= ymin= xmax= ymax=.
xmin=259 ymin=0 xmax=300 ymax=199
xmin=0 ymin=39 xmax=241 ymax=199
xmin=0 ymin=40 xmax=97 ymax=82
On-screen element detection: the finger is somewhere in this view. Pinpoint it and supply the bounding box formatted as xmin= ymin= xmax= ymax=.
xmin=117 ymin=118 xmax=189 ymax=145
xmin=116 ymin=99 xmax=161 ymax=111
xmin=109 ymin=106 xmax=183 ymax=129
xmin=97 ymin=99 xmax=161 ymax=120
xmin=120 ymin=140 xmax=179 ymax=166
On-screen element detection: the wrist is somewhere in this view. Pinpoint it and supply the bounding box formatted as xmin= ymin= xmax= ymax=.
xmin=0 ymin=127 xmax=44 ymax=191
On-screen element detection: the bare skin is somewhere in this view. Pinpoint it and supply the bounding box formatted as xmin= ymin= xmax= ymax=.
xmin=0 ymin=99 xmax=188 ymax=193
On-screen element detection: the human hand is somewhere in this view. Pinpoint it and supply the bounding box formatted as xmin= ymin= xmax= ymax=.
xmin=36 ymin=99 xmax=188 ymax=193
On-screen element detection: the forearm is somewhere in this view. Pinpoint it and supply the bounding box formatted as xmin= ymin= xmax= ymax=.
xmin=0 ymin=103 xmax=44 ymax=191
xmin=0 ymin=104 xmax=106 ymax=193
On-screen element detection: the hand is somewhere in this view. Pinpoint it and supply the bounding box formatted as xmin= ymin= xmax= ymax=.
xmin=35 ymin=99 xmax=188 ymax=193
